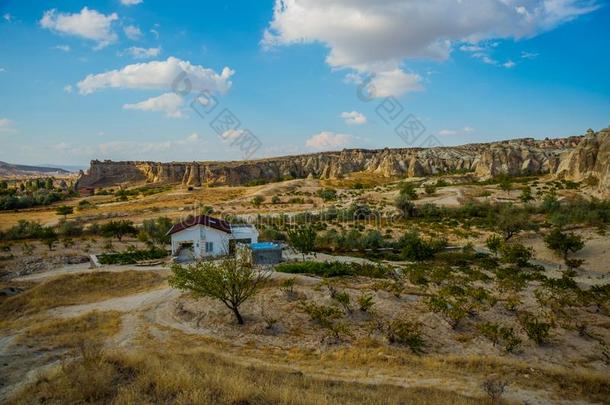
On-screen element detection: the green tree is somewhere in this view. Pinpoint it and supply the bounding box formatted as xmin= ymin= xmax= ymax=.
xmin=55 ymin=205 xmax=74 ymax=219
xmin=485 ymin=234 xmax=503 ymax=257
xmin=544 ymin=227 xmax=584 ymax=261
xmin=288 ymin=226 xmax=317 ymax=260
xmin=496 ymin=205 xmax=528 ymax=240
xmin=398 ymin=182 xmax=418 ymax=200
xmin=317 ymin=188 xmax=337 ymax=201
xmin=142 ymin=217 xmax=173 ymax=245
xmin=519 ymin=186 xmax=534 ymax=203
xmin=394 ymin=194 xmax=415 ymax=218
xmin=101 ymin=220 xmax=137 ymax=242
xmin=169 ymin=253 xmax=269 ymax=324
xmin=40 ymin=227 xmax=58 ymax=251
xmin=498 ymin=176 xmax=513 ymax=196
xmin=251 ymin=195 xmax=264 ymax=207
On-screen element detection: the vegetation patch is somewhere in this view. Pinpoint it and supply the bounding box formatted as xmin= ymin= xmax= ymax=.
xmin=98 ymin=247 xmax=168 ymax=265
xmin=276 ymin=261 xmax=391 ymax=278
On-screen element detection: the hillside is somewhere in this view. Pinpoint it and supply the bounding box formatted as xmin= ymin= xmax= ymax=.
xmin=0 ymin=161 xmax=69 ymax=178
xmin=76 ymin=127 xmax=610 ymax=197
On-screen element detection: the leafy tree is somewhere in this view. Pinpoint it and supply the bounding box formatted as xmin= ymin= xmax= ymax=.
xmin=496 ymin=205 xmax=528 ymax=240
xmin=394 ymin=194 xmax=415 ymax=218
xmin=288 ymin=226 xmax=317 ymax=260
xmin=519 ymin=186 xmax=534 ymax=203
xmin=40 ymin=227 xmax=58 ymax=251
xmin=101 ymin=220 xmax=137 ymax=241
xmin=398 ymin=231 xmax=445 ymax=261
xmin=498 ymin=177 xmax=513 ymax=195
xmin=541 ymin=193 xmax=560 ymax=213
xmin=55 ymin=205 xmax=74 ymax=219
xmin=499 ymin=243 xmax=533 ymax=267
xmin=251 ymin=195 xmax=264 ymax=207
xmin=45 ymin=178 xmax=54 ymax=189
xmin=169 ymin=253 xmax=269 ymax=324
xmin=317 ymin=188 xmax=337 ymax=201
xmin=544 ymin=227 xmax=584 ymax=261
xmin=142 ymin=217 xmax=173 ymax=245
xmin=398 ymin=182 xmax=418 ymax=200
xmin=485 ymin=234 xmax=503 ymax=257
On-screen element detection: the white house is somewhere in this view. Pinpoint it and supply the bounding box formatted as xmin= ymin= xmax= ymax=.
xmin=167 ymin=215 xmax=258 ymax=260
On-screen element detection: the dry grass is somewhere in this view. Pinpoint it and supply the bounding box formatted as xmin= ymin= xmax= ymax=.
xmin=0 ymin=271 xmax=164 ymax=326
xmin=7 ymin=344 xmax=485 ymax=405
xmin=18 ymin=310 xmax=122 ymax=350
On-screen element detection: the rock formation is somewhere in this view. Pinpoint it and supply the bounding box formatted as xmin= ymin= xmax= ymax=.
xmin=75 ymin=128 xmax=610 ymax=197
xmin=556 ymin=127 xmax=610 ymax=196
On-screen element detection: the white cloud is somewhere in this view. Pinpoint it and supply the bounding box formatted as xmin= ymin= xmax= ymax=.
xmin=306 ymin=131 xmax=352 ymax=150
xmin=77 ymin=57 xmax=234 ymax=95
xmin=3 ymin=13 xmax=13 ymax=22
xmin=438 ymin=127 xmax=475 ymax=136
xmin=123 ymin=25 xmax=142 ymax=40
xmin=121 ymin=0 xmax=143 ymax=5
xmin=341 ymin=111 xmax=367 ymax=125
xmin=262 ymin=0 xmax=597 ymax=96
xmin=63 ymin=84 xmax=73 ymax=93
xmin=220 ymin=129 xmax=246 ymax=141
xmin=121 ymin=46 xmax=161 ymax=59
xmin=0 ymin=118 xmax=15 ymax=133
xmin=53 ymin=44 xmax=71 ymax=52
xmin=123 ymin=92 xmax=184 ymax=118
xmin=503 ymin=60 xmax=516 ymax=68
xmin=0 ymin=68 xmax=5 ymax=73
xmin=521 ymin=51 xmax=539 ymax=59
xmin=40 ymin=7 xmax=118 ymax=49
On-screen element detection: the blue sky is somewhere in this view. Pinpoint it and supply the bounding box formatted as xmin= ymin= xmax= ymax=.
xmin=0 ymin=0 xmax=609 ymax=166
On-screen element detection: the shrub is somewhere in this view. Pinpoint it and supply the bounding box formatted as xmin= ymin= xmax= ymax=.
xmin=276 ymin=261 xmax=390 ymax=278
xmin=333 ymin=291 xmax=352 ymax=313
xmin=500 ymin=243 xmax=533 ymax=267
xmin=299 ymin=301 xmax=350 ymax=339
xmin=482 ymin=376 xmax=507 ymax=401
xmin=398 ymin=231 xmax=446 ymax=261
xmin=251 ymin=195 xmax=264 ymax=207
xmin=424 ymin=184 xmax=436 ymax=195
xmin=280 ymin=277 xmax=297 ymax=300
xmin=386 ymin=317 xmax=425 ymax=354
xmin=317 ymin=188 xmax=337 ymax=201
xmin=357 ymin=292 xmax=375 ymax=312
xmin=477 ymin=322 xmax=522 ymax=353
xmin=98 ymin=247 xmax=167 ymax=265
xmin=519 ymin=314 xmax=551 ymax=345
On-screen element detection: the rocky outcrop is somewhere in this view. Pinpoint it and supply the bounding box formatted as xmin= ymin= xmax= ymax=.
xmin=76 ymin=132 xmax=606 ymax=191
xmin=556 ymin=127 xmax=610 ymax=196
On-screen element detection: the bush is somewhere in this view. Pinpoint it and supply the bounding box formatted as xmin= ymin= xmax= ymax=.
xmin=98 ymin=247 xmax=167 ymax=265
xmin=386 ymin=318 xmax=425 ymax=353
xmin=317 ymin=188 xmax=337 ymax=201
xmin=500 ymin=243 xmax=533 ymax=267
xmin=357 ymin=292 xmax=375 ymax=312
xmin=276 ymin=261 xmax=390 ymax=278
xmin=519 ymin=314 xmax=551 ymax=345
xmin=333 ymin=291 xmax=352 ymax=313
xmin=477 ymin=322 xmax=522 ymax=353
xmin=398 ymin=231 xmax=446 ymax=261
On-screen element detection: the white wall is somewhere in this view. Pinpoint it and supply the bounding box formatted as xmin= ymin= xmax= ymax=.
xmin=171 ymin=225 xmax=232 ymax=258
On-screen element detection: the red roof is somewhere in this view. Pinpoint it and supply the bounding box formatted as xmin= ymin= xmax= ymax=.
xmin=167 ymin=215 xmax=232 ymax=235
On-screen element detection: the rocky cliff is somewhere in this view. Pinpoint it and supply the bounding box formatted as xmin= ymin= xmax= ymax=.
xmin=556 ymin=127 xmax=610 ymax=196
xmin=76 ymin=129 xmax=609 ymax=196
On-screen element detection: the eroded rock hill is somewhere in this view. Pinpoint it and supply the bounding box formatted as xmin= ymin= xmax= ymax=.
xmin=76 ymin=128 xmax=610 ymax=196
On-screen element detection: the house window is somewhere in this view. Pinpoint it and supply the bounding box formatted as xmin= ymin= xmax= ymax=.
xmin=205 ymin=242 xmax=214 ymax=253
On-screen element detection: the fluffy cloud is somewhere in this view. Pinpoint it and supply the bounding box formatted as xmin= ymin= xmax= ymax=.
xmin=263 ymin=0 xmax=597 ymax=96
xmin=306 ymin=131 xmax=352 ymax=150
xmin=121 ymin=46 xmax=161 ymax=59
xmin=341 ymin=111 xmax=367 ymax=125
xmin=123 ymin=25 xmax=142 ymax=40
xmin=63 ymin=84 xmax=73 ymax=93
xmin=3 ymin=13 xmax=13 ymax=22
xmin=40 ymin=7 xmax=118 ymax=49
xmin=0 ymin=118 xmax=15 ymax=133
xmin=438 ymin=127 xmax=475 ymax=136
xmin=77 ymin=57 xmax=234 ymax=95
xmin=53 ymin=44 xmax=71 ymax=52
xmin=123 ymin=92 xmax=184 ymax=118
xmin=121 ymin=0 xmax=143 ymax=5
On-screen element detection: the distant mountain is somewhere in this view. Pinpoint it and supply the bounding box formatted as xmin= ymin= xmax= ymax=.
xmin=40 ymin=164 xmax=88 ymax=172
xmin=0 ymin=161 xmax=70 ymax=177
